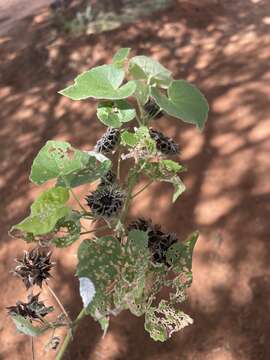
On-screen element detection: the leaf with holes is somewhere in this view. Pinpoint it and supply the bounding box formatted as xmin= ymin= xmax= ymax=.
xmin=59 ymin=64 xmax=136 ymax=100
xmin=30 ymin=140 xmax=111 ymax=187
xmin=11 ymin=187 xmax=70 ymax=237
xmin=145 ymin=300 xmax=193 ymax=341
xmin=151 ymin=80 xmax=209 ymax=129
xmin=52 ymin=211 xmax=81 ymax=247
xmin=76 ymin=236 xmax=122 ymax=316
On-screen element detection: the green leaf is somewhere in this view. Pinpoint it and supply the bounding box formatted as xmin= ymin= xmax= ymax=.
xmin=11 ymin=315 xmax=49 ymax=337
xmin=171 ymin=176 xmax=186 ymax=203
xmin=159 ymin=159 xmax=184 ymax=173
xmin=145 ymin=300 xmax=193 ymax=341
xmin=112 ymin=48 xmax=130 ymax=67
xmin=166 ymin=231 xmax=199 ymax=271
xmin=129 ymin=56 xmax=173 ymax=87
xmin=59 ymin=64 xmax=136 ymax=100
xmin=121 ymin=131 xmax=138 ymax=147
xmin=123 ymin=230 xmax=149 ymax=283
xmin=143 ymin=162 xmax=185 ymax=201
xmin=165 ymin=232 xmax=199 ymax=305
xmin=113 ymin=230 xmax=149 ymax=316
xmin=30 ymin=140 xmax=111 ymax=187
xmin=77 ymin=236 xmax=122 ymax=315
xmin=12 ymin=187 xmax=70 ymax=236
xmin=134 ymin=80 xmax=149 ymax=105
xmin=97 ymin=100 xmax=136 ymax=128
xmin=151 ymin=80 xmax=209 ymax=129
xmin=52 ymin=211 xmax=81 ymax=247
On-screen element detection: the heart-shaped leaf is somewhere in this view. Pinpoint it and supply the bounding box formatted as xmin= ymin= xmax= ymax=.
xmin=151 ymin=80 xmax=209 ymax=129
xmin=59 ymin=64 xmax=136 ymax=100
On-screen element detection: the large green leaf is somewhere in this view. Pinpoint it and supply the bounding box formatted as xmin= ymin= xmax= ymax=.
xmin=76 ymin=236 xmax=122 ymax=315
xmin=151 ymin=80 xmax=209 ymax=129
xmin=59 ymin=64 xmax=136 ymax=100
xmin=97 ymin=100 xmax=136 ymax=128
xmin=30 ymin=141 xmax=111 ymax=187
xmin=129 ymin=56 xmax=173 ymax=87
xmin=12 ymin=187 xmax=70 ymax=236
xmin=145 ymin=300 xmax=193 ymax=342
xmin=11 ymin=315 xmax=49 ymax=337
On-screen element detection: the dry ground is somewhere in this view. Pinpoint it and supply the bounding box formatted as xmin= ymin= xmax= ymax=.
xmin=0 ymin=0 xmax=270 ymax=359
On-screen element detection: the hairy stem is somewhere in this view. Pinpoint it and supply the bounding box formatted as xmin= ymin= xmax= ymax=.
xmin=131 ymin=180 xmax=153 ymax=199
xmin=45 ymin=283 xmax=72 ymax=325
xmin=55 ymin=308 xmax=87 ymax=360
xmin=80 ymin=224 xmax=109 ymax=236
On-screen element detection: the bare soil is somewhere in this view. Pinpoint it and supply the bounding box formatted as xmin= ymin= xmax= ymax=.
xmin=0 ymin=0 xmax=270 ymax=359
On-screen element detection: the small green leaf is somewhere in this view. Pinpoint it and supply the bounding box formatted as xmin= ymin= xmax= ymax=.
xmin=166 ymin=231 xmax=199 ymax=271
xmin=11 ymin=315 xmax=49 ymax=337
xmin=129 ymin=56 xmax=173 ymax=87
xmin=121 ymin=131 xmax=138 ymax=147
xmin=159 ymin=159 xmax=184 ymax=173
xmin=12 ymin=187 xmax=70 ymax=236
xmin=30 ymin=140 xmax=111 ymax=187
xmin=171 ymin=176 xmax=186 ymax=202
xmin=52 ymin=211 xmax=81 ymax=247
xmin=112 ymin=48 xmax=130 ymax=67
xmin=59 ymin=64 xmax=136 ymax=100
xmin=97 ymin=100 xmax=136 ymax=128
xmin=151 ymin=80 xmax=209 ymax=129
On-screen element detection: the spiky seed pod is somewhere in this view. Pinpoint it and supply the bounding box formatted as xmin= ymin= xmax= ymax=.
xmin=86 ymin=186 xmax=125 ymax=218
xmin=13 ymin=248 xmax=54 ymax=289
xmin=94 ymin=127 xmax=120 ymax=154
xmin=143 ymin=98 xmax=163 ymax=119
xmin=99 ymin=170 xmax=116 ymax=187
xmin=149 ymin=128 xmax=179 ymax=155
xmin=7 ymin=293 xmax=54 ymax=322
xmin=128 ymin=218 xmax=178 ymax=265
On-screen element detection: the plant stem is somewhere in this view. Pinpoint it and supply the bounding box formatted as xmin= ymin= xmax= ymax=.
xmin=70 ymin=188 xmax=87 ymax=212
xmin=61 ymin=175 xmax=87 ymax=212
xmin=31 ymin=337 xmax=35 ymax=360
xmin=80 ymin=224 xmax=109 ymax=236
xmin=117 ymin=150 xmax=121 ymax=180
xmin=56 ymin=308 xmax=87 ymax=360
xmin=45 ymin=283 xmax=72 ymax=325
xmin=131 ymin=180 xmax=153 ymax=199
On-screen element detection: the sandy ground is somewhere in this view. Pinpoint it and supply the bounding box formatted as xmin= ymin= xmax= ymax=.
xmin=0 ymin=0 xmax=270 ymax=359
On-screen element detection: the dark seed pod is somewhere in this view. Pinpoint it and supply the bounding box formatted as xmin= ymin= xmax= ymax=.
xmin=7 ymin=293 xmax=54 ymax=322
xmin=128 ymin=218 xmax=178 ymax=265
xmin=149 ymin=128 xmax=179 ymax=155
xmin=99 ymin=170 xmax=116 ymax=187
xmin=86 ymin=186 xmax=125 ymax=218
xmin=143 ymin=98 xmax=163 ymax=119
xmin=13 ymin=248 xmax=54 ymax=289
xmin=94 ymin=128 xmax=120 ymax=154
